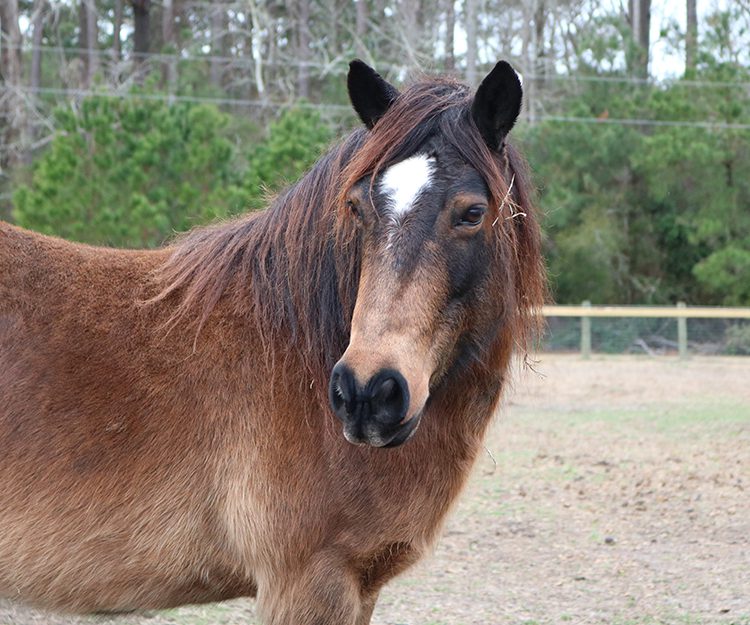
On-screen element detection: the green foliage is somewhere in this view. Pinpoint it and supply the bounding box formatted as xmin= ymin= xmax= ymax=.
xmin=13 ymin=100 xmax=334 ymax=249
xmin=14 ymin=97 xmax=248 ymax=248
xmin=693 ymin=246 xmax=750 ymax=305
xmin=519 ymin=113 xmax=646 ymax=304
xmin=242 ymin=106 xmax=334 ymax=209
xmin=521 ymin=13 xmax=750 ymax=306
xmin=632 ymin=58 xmax=750 ymax=304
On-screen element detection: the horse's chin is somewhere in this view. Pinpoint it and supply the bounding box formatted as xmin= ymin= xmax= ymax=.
xmin=342 ymin=412 xmax=423 ymax=449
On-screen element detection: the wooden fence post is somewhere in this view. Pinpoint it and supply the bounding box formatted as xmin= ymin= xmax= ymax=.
xmin=677 ymin=302 xmax=688 ymax=359
xmin=581 ymin=300 xmax=592 ymax=359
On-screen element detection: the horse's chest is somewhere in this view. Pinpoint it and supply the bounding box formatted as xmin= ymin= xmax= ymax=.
xmin=343 ymin=449 xmax=472 ymax=561
xmin=357 ymin=541 xmax=419 ymax=593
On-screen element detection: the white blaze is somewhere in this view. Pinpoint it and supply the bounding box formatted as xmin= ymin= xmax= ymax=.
xmin=379 ymin=154 xmax=434 ymax=220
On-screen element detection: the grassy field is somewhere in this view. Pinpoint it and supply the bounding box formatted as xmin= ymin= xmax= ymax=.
xmin=2 ymin=355 xmax=749 ymax=625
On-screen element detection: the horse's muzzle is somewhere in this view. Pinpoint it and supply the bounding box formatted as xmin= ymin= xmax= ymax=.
xmin=328 ymin=363 xmax=419 ymax=447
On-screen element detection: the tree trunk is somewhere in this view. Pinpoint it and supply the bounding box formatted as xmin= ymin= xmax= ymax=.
xmin=162 ymin=0 xmax=177 ymax=91
xmin=0 ymin=0 xmax=24 ymax=218
xmin=326 ymin=0 xmax=340 ymax=57
xmin=530 ymin=0 xmax=547 ymax=122
xmin=210 ymin=4 xmax=227 ymax=89
xmin=131 ymin=0 xmax=151 ymax=71
xmin=534 ymin=0 xmax=546 ymax=74
xmin=78 ymin=1 xmax=89 ymax=86
xmin=0 ymin=0 xmax=23 ymax=88
xmin=0 ymin=0 xmax=24 ymax=121
xmin=628 ymin=0 xmax=650 ymax=77
xmin=445 ymin=0 xmax=455 ymax=71
xmin=400 ymin=0 xmax=421 ymax=67
xmin=520 ymin=2 xmax=532 ymax=119
xmin=162 ymin=0 xmax=174 ymax=55
xmin=85 ymin=0 xmax=98 ymax=86
xmin=248 ymin=0 xmax=265 ymax=98
xmin=686 ymin=0 xmax=697 ymax=74
xmin=30 ymin=0 xmax=46 ymax=94
xmin=296 ymin=0 xmax=311 ymax=98
xmin=465 ymin=0 xmax=477 ymax=85
xmin=356 ymin=0 xmax=368 ymax=59
xmin=113 ymin=0 xmax=123 ymax=61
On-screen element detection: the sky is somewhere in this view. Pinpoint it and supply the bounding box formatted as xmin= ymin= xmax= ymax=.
xmin=651 ymin=0 xmax=691 ymax=78
xmin=650 ymin=0 xmax=736 ymax=78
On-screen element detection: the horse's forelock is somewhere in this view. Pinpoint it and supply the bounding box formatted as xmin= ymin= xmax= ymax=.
xmin=338 ymin=79 xmax=471 ymax=208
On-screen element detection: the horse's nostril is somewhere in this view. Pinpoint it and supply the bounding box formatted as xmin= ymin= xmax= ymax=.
xmin=370 ymin=371 xmax=409 ymax=424
xmin=374 ymin=378 xmax=395 ymax=403
xmin=330 ymin=364 xmax=410 ymax=430
xmin=329 ymin=362 xmax=355 ymax=421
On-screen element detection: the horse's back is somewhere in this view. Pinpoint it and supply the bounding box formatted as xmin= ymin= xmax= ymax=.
xmin=0 ymin=223 xmax=254 ymax=611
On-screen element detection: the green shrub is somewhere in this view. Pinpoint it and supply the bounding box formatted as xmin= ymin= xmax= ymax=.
xmin=242 ymin=105 xmax=334 ymax=209
xmin=13 ymin=99 xmax=334 ymax=249
xmin=14 ymin=97 xmax=249 ymax=248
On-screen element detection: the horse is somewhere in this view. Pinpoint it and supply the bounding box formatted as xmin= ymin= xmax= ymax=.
xmin=0 ymin=59 xmax=545 ymax=624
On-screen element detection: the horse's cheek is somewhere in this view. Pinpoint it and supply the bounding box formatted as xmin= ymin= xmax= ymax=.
xmin=444 ymin=233 xmax=491 ymax=302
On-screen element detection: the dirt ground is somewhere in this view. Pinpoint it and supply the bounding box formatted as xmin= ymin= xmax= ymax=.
xmin=2 ymin=355 xmax=749 ymax=625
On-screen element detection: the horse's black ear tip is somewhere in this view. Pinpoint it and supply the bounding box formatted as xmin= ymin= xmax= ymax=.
xmin=348 ymin=59 xmax=374 ymax=80
xmin=494 ymin=60 xmax=513 ymax=72
xmin=347 ymin=60 xmax=360 ymax=81
xmin=492 ymin=60 xmax=522 ymax=88
xmin=472 ymin=59 xmax=524 ymax=151
xmin=347 ymin=60 xmax=399 ymax=130
xmin=347 ymin=60 xmax=377 ymax=96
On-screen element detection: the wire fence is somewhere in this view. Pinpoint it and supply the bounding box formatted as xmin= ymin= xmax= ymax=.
xmin=3 ymin=44 xmax=750 ymax=132
xmin=542 ymin=304 xmax=750 ymax=357
xmin=11 ymin=44 xmax=750 ymax=89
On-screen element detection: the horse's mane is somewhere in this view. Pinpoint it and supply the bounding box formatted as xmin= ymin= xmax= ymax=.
xmin=149 ymin=76 xmax=545 ymax=390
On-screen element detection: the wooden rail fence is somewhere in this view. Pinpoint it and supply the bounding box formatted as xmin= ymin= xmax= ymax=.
xmin=542 ymin=302 xmax=750 ymax=359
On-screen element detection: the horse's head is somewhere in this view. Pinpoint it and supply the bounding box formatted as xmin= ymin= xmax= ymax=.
xmin=329 ymin=60 xmax=536 ymax=448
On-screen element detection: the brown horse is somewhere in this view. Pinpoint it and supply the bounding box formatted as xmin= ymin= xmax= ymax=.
xmin=0 ymin=60 xmax=545 ymax=624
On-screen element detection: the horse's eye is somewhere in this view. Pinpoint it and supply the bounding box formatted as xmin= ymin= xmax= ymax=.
xmin=459 ymin=205 xmax=486 ymax=226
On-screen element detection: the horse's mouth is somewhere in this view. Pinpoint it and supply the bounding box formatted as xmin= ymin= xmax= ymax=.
xmin=383 ymin=413 xmax=421 ymax=447
xmin=342 ymin=411 xmax=422 ymax=448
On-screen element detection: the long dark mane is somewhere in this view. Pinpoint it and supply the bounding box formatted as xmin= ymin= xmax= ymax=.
xmin=149 ymin=76 xmax=545 ymax=392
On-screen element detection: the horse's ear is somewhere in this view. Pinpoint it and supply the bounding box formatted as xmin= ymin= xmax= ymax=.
xmin=471 ymin=61 xmax=523 ymax=151
xmin=347 ymin=59 xmax=400 ymax=129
